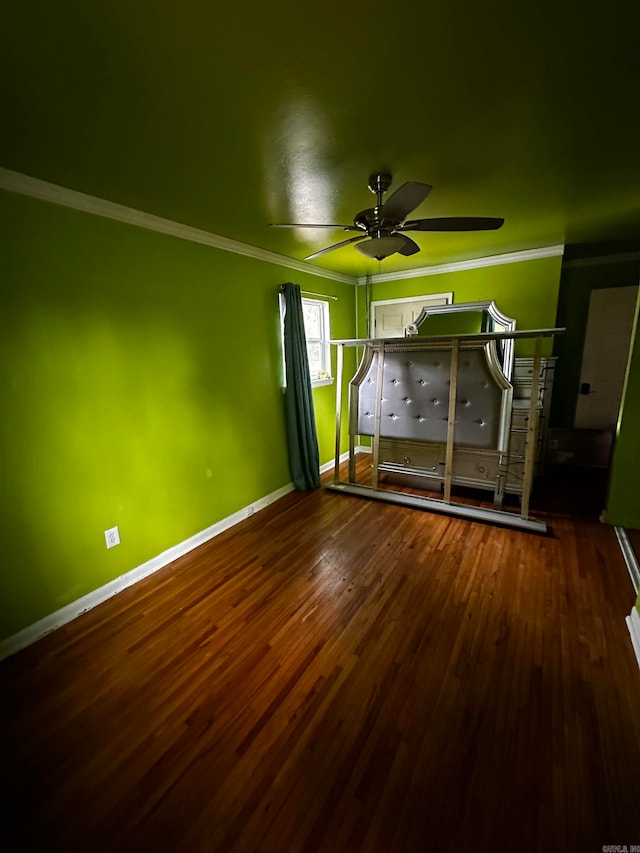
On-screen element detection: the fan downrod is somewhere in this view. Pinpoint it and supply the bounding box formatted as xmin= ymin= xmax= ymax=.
xmin=359 ymin=173 xmax=394 ymax=236
xmin=368 ymin=173 xmax=392 ymax=197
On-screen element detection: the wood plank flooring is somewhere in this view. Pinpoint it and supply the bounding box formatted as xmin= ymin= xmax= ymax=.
xmin=2 ymin=456 xmax=640 ymax=851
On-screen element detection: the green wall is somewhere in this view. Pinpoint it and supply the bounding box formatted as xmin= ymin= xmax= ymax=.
xmin=361 ymin=254 xmax=563 ymax=355
xmin=602 ymin=289 xmax=640 ymax=529
xmin=551 ymin=255 xmax=640 ymax=427
xmin=0 ymin=190 xmax=355 ymax=641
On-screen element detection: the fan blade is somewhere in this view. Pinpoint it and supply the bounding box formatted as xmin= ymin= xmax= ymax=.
xmin=401 ymin=216 xmax=504 ymax=232
xmin=380 ymin=181 xmax=432 ymax=222
xmin=304 ymin=234 xmax=368 ymax=260
xmin=270 ymin=223 xmax=361 ymax=231
xmin=397 ymin=234 xmax=421 ymax=256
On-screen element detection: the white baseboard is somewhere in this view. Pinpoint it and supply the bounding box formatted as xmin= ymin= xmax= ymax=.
xmin=319 ymin=450 xmax=349 ymax=475
xmin=0 ymin=480 xmax=295 ymax=662
xmin=626 ymin=607 xmax=640 ymax=671
xmin=614 ymin=526 xmax=640 ymax=593
xmin=318 ymin=448 xmax=371 ymax=477
xmin=0 ymin=449 xmax=366 ymax=661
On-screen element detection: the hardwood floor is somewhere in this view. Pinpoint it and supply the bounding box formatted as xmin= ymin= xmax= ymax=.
xmin=2 ymin=456 xmax=640 ymax=851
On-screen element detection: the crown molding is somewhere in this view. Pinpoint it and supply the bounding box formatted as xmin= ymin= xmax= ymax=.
xmin=356 ymin=245 xmax=565 ymax=284
xmin=0 ymin=167 xmax=356 ymax=285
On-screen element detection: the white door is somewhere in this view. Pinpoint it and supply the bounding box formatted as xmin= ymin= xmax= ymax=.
xmin=574 ymin=285 xmax=638 ymax=429
xmin=371 ymin=294 xmax=452 ymax=338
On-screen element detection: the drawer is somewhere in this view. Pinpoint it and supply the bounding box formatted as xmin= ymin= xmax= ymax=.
xmin=452 ymin=449 xmax=500 ymax=485
xmin=509 ymin=429 xmax=542 ymax=457
xmin=513 ymin=358 xmax=555 ymax=403
xmin=513 ymin=357 xmax=556 ymax=381
xmin=379 ymin=439 xmax=444 ymax=474
xmin=513 ymin=383 xmax=546 ymax=405
xmin=513 ymin=364 xmax=546 ymax=382
xmin=509 ymin=430 xmax=528 ymax=457
xmin=511 ymin=406 xmax=540 ymax=431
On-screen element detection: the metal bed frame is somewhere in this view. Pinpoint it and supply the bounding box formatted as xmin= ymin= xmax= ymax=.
xmin=327 ymin=328 xmax=563 ymax=534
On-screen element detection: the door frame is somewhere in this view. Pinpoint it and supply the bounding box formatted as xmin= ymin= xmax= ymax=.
xmin=370 ymin=292 xmax=453 ymax=338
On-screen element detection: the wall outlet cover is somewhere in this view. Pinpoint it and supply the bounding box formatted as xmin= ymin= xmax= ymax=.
xmin=105 ymin=526 xmax=120 ymax=549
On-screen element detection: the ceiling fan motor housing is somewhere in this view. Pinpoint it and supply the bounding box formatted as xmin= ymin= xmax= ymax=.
xmin=354 ymin=207 xmax=399 ymax=235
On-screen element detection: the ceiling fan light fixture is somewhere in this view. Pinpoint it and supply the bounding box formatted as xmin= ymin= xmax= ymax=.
xmin=271 ymin=173 xmax=504 ymax=263
xmin=356 ymin=234 xmax=407 ymax=260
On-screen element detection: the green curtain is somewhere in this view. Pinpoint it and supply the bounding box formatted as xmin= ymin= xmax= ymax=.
xmin=281 ymin=283 xmax=320 ymax=490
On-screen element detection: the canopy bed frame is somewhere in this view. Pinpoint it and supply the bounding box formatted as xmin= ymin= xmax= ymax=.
xmin=328 ymin=309 xmax=562 ymax=533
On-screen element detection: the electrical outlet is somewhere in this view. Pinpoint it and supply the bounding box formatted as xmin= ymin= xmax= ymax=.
xmin=105 ymin=526 xmax=120 ymax=549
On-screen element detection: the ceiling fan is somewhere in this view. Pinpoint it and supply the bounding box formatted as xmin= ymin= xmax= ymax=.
xmin=270 ymin=172 xmax=504 ymax=261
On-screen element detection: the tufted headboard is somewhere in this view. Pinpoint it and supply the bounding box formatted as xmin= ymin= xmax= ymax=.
xmin=350 ymin=341 xmax=513 ymax=451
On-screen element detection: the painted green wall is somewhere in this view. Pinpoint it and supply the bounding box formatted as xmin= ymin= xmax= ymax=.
xmin=551 ymin=256 xmax=640 ymax=427
xmin=362 ymin=254 xmax=563 ymax=355
xmin=602 ymin=290 xmax=640 ymax=529
xmin=0 ymin=190 xmax=355 ymax=641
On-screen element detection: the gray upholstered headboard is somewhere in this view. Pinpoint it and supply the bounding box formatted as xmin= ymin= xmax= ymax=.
xmin=350 ymin=342 xmax=513 ymax=451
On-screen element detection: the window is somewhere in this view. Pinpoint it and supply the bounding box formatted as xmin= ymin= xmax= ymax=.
xmin=301 ymin=297 xmax=332 ymax=385
xmin=279 ymin=292 xmax=333 ymax=388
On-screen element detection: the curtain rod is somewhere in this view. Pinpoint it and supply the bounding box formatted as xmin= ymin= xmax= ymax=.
xmin=302 ymin=289 xmax=338 ymax=301
xmin=279 ymin=285 xmax=338 ymax=301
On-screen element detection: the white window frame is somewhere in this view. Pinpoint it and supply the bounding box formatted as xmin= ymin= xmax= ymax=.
xmin=301 ymin=296 xmax=333 ymax=387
